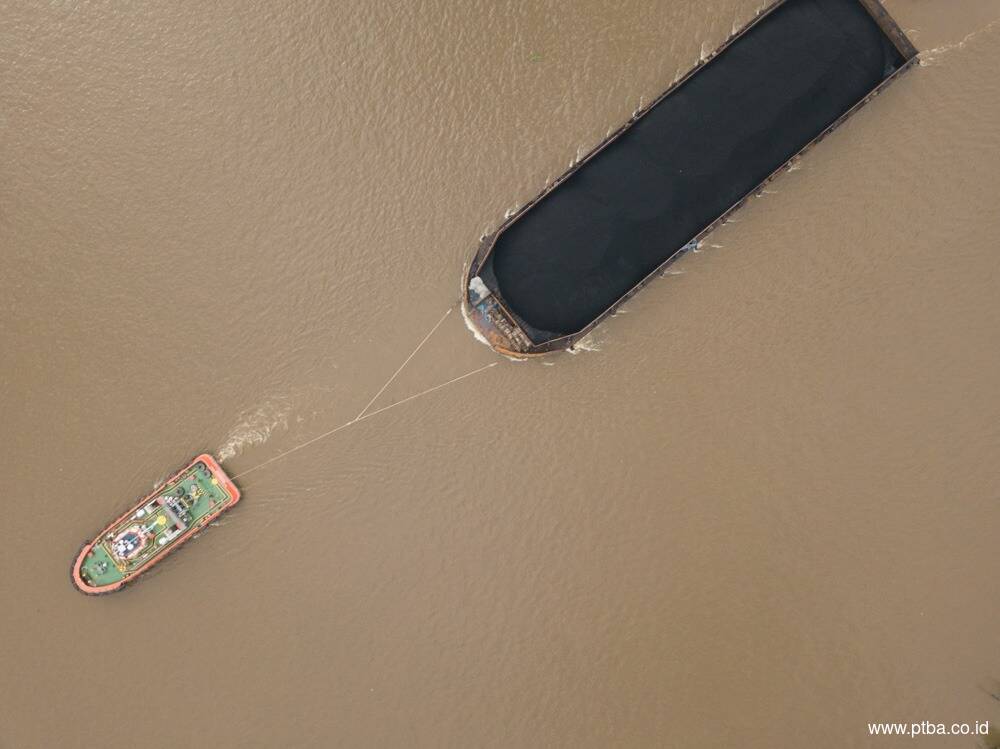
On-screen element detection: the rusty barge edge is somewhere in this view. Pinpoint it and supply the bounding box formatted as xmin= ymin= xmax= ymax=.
xmin=462 ymin=0 xmax=918 ymax=358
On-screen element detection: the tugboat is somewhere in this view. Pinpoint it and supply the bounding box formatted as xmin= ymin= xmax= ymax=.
xmin=71 ymin=454 xmax=241 ymax=595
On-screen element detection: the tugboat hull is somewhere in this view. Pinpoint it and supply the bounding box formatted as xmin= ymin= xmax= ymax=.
xmin=71 ymin=454 xmax=240 ymax=595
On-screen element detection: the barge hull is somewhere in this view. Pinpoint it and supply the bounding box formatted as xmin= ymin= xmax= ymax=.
xmin=465 ymin=0 xmax=918 ymax=356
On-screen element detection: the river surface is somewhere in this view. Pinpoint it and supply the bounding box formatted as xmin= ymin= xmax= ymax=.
xmin=3 ymin=1 xmax=1000 ymax=747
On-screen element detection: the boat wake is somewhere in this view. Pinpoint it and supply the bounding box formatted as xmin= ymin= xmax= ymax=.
xmin=920 ymin=18 xmax=1000 ymax=66
xmin=569 ymin=332 xmax=602 ymax=354
xmin=218 ymin=397 xmax=291 ymax=461
xmin=460 ymin=296 xmax=493 ymax=350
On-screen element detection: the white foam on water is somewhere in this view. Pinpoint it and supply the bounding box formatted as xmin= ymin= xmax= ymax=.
xmin=569 ymin=332 xmax=602 ymax=354
xmin=460 ymin=299 xmax=492 ymax=350
xmin=218 ymin=397 xmax=292 ymax=461
xmin=920 ymin=18 xmax=999 ymax=65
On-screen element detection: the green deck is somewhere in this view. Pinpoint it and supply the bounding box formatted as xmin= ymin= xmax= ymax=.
xmin=78 ymin=461 xmax=235 ymax=588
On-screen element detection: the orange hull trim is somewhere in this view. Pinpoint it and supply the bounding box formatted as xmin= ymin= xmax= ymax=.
xmin=71 ymin=454 xmax=241 ymax=595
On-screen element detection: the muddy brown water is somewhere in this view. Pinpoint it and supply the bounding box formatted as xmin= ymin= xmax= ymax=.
xmin=3 ymin=2 xmax=1000 ymax=747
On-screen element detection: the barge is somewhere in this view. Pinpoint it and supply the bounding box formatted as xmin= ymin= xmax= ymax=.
xmin=464 ymin=0 xmax=918 ymax=356
xmin=71 ymin=454 xmax=240 ymax=595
